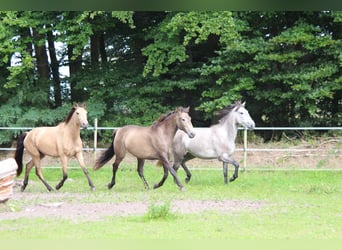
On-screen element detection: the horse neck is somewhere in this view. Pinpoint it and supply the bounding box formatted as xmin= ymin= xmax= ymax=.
xmin=220 ymin=113 xmax=238 ymax=141
xmin=63 ymin=117 xmax=80 ymax=139
xmin=156 ymin=114 xmax=178 ymax=140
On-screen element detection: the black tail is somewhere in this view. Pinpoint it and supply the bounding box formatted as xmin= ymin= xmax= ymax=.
xmin=14 ymin=133 xmax=27 ymax=176
xmin=93 ymin=131 xmax=116 ymax=171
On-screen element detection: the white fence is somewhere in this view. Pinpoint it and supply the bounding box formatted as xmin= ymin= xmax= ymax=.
xmin=1 ymin=124 xmax=341 ymax=170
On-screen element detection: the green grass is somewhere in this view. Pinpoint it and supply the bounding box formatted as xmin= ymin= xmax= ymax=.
xmin=0 ymin=162 xmax=341 ymax=239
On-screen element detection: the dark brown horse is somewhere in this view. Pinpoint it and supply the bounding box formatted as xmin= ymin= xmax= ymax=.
xmin=14 ymin=103 xmax=95 ymax=192
xmin=93 ymin=107 xmax=195 ymax=191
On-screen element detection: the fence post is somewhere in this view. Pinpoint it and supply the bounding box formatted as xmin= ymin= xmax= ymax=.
xmin=93 ymin=118 xmax=98 ymax=160
xmin=243 ymin=128 xmax=247 ymax=171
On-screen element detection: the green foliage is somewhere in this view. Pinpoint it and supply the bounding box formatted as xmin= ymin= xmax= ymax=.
xmin=0 ymin=11 xmax=341 ymax=145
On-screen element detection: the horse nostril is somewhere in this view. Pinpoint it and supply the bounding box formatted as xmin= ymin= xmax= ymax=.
xmin=82 ymin=123 xmax=89 ymax=129
xmin=190 ymin=132 xmax=196 ymax=138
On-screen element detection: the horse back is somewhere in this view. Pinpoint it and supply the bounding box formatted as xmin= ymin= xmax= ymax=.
xmin=114 ymin=125 xmax=162 ymax=159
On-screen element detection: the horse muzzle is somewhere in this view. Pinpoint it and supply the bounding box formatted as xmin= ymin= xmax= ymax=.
xmin=188 ymin=131 xmax=196 ymax=138
xmin=81 ymin=122 xmax=89 ymax=129
xmin=247 ymin=122 xmax=255 ymax=130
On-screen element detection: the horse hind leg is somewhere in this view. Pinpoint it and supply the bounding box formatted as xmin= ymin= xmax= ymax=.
xmin=21 ymin=160 xmax=34 ymax=192
xmin=55 ymin=155 xmax=68 ymax=190
xmin=137 ymin=158 xmax=149 ymax=189
xmin=108 ymin=156 xmax=123 ymax=189
xmin=223 ymin=162 xmax=228 ymax=184
xmin=173 ymin=153 xmax=193 ymax=184
xmin=34 ymin=155 xmax=54 ymax=192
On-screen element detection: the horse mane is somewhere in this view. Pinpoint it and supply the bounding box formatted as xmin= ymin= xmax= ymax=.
xmin=64 ymin=106 xmax=76 ymax=124
xmin=214 ymin=101 xmax=242 ymax=124
xmin=152 ymin=110 xmax=175 ymax=127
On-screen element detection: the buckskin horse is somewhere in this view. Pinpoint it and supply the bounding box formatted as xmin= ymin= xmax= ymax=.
xmin=14 ymin=103 xmax=95 ymax=191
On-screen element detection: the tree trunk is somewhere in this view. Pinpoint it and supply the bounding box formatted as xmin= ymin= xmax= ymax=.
xmin=90 ymin=32 xmax=100 ymax=65
xmin=32 ymin=28 xmax=50 ymax=106
xmin=68 ymin=44 xmax=83 ymax=102
xmin=99 ymin=33 xmax=107 ymax=63
xmin=47 ymin=29 xmax=62 ymax=107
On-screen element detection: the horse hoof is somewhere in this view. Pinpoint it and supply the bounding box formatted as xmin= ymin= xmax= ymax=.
xmin=107 ymin=183 xmax=114 ymax=189
xmin=185 ymin=178 xmax=190 ymax=184
xmin=229 ymin=176 xmax=238 ymax=182
xmin=91 ymin=187 xmax=96 ymax=191
xmin=180 ymin=187 xmax=186 ymax=192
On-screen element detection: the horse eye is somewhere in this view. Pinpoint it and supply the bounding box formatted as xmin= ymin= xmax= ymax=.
xmin=76 ymin=112 xmax=80 ymax=115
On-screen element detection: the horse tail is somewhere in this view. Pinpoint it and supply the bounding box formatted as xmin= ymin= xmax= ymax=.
xmin=93 ymin=131 xmax=116 ymax=171
xmin=14 ymin=133 xmax=27 ymax=176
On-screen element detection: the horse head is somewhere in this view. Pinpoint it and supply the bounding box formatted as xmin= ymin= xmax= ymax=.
xmin=176 ymin=106 xmax=196 ymax=138
xmin=73 ymin=103 xmax=89 ymax=129
xmin=233 ymin=101 xmax=255 ymax=129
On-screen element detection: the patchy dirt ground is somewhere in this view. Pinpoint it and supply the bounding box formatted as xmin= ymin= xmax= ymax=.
xmin=0 ymin=187 xmax=265 ymax=221
xmin=0 ymin=137 xmax=340 ymax=221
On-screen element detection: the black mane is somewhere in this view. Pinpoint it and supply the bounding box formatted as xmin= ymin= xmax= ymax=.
xmin=214 ymin=101 xmax=242 ymax=124
xmin=64 ymin=107 xmax=76 ymax=124
xmin=152 ymin=110 xmax=175 ymax=126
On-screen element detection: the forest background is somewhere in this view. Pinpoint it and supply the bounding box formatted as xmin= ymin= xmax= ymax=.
xmin=0 ymin=11 xmax=341 ymax=145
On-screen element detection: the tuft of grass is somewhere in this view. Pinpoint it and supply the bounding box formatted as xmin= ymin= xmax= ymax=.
xmin=145 ymin=200 xmax=173 ymax=220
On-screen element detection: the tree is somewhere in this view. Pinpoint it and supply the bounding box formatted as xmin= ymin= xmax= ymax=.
xmin=0 ymin=11 xmax=341 ymax=145
xmin=142 ymin=11 xmax=342 ymax=139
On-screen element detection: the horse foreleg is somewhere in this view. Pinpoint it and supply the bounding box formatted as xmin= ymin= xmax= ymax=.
xmin=137 ymin=158 xmax=149 ymax=189
xmin=153 ymin=163 xmax=169 ymax=190
xmin=75 ymin=152 xmax=95 ymax=191
xmin=229 ymin=159 xmax=239 ymax=182
xmin=156 ymin=159 xmax=185 ymax=191
xmin=219 ymin=154 xmax=239 ymax=183
xmin=181 ymin=162 xmax=192 ymax=183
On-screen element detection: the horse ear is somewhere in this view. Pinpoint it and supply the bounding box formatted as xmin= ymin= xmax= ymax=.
xmin=81 ymin=102 xmax=87 ymax=109
xmin=242 ymin=101 xmax=246 ymax=107
xmin=184 ymin=106 xmax=190 ymax=113
xmin=73 ymin=102 xmax=79 ymax=108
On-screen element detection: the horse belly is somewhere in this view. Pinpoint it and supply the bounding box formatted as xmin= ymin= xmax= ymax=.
xmin=187 ymin=145 xmax=217 ymax=159
xmin=123 ymin=128 xmax=159 ymax=160
xmin=184 ymin=131 xmax=218 ymax=159
xmin=127 ymin=146 xmax=158 ymax=160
